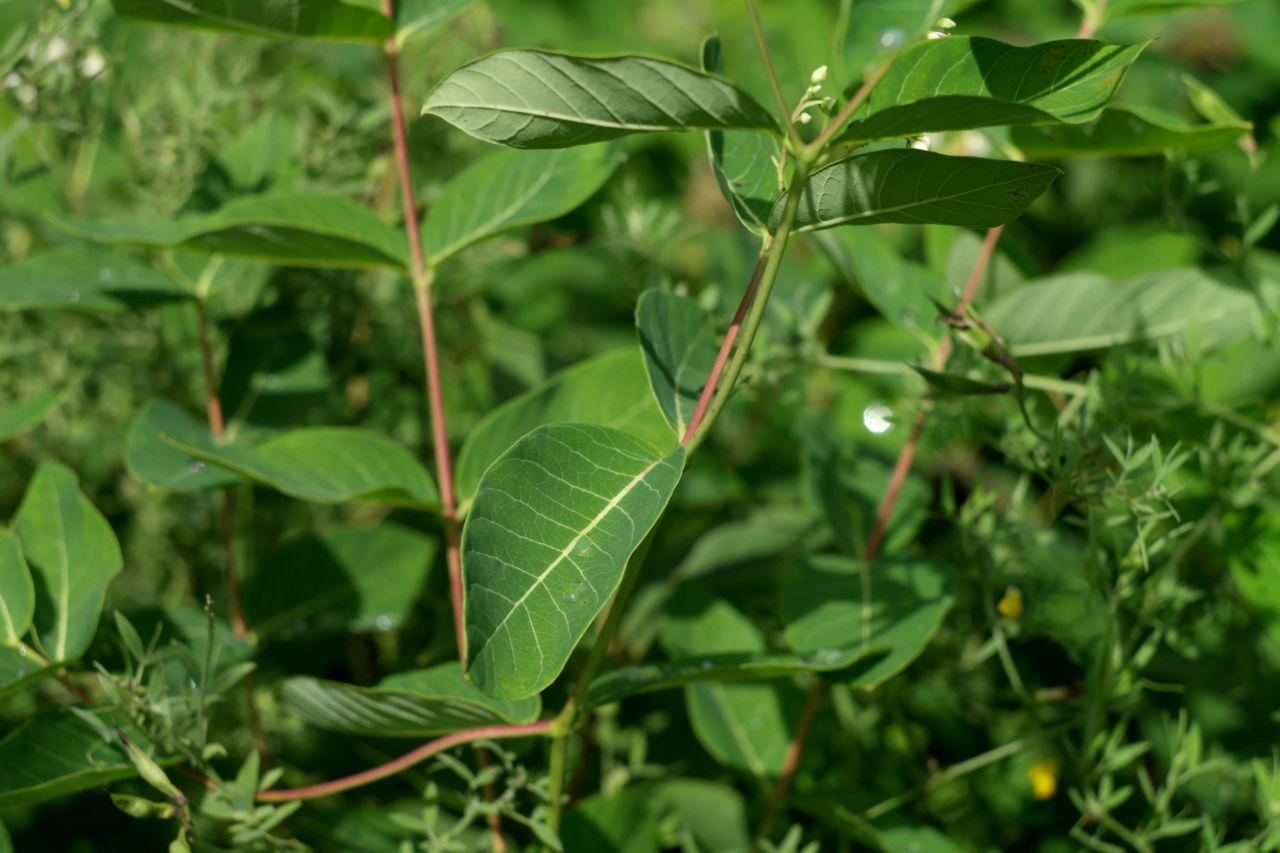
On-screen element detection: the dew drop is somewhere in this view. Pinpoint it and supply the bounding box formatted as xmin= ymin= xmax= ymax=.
xmin=374 ymin=614 xmax=392 ymax=631
xmin=879 ymin=28 xmax=905 ymax=48
xmin=863 ymin=403 xmax=894 ymax=435
xmin=67 ymin=290 xmax=80 ymax=303
xmin=187 ymin=460 xmax=206 ymax=473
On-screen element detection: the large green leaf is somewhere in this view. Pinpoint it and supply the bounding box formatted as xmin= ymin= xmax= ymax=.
xmin=0 ymin=389 xmax=61 ymax=443
xmin=423 ymin=144 xmax=620 ymax=265
xmin=0 ymin=531 xmax=34 ymax=647
xmin=54 ymin=192 xmax=408 ymax=269
xmin=109 ymin=0 xmax=393 ymax=42
xmin=463 ymin=423 xmax=684 ymax=699
xmin=781 ymin=555 xmax=955 ymax=689
xmin=12 ymin=463 xmax=123 ymax=662
xmin=0 ymin=709 xmax=150 ymax=809
xmin=0 ymin=645 xmax=53 ymax=700
xmin=245 ymin=524 xmax=436 ymax=638
xmin=281 ymin=662 xmax=539 ymax=737
xmin=395 ymin=0 xmax=474 ymax=43
xmin=0 ymin=246 xmax=192 ymax=313
xmin=167 ymin=427 xmax=439 ymax=509
xmin=1010 ymin=104 xmax=1251 ymax=158
xmin=700 ymin=35 xmax=779 ymax=234
xmin=775 ymin=150 xmax=1059 ymax=233
xmin=455 ymin=348 xmax=675 ymax=503
xmin=125 ymin=400 xmax=245 ymax=492
xmin=562 ymin=792 xmax=661 ymax=853
xmin=650 ymin=779 xmax=750 ymax=853
xmin=840 ymin=37 xmax=1147 ymax=145
xmin=422 ymin=50 xmax=778 ymax=149
xmin=984 ymin=268 xmax=1259 ymax=356
xmin=636 ymin=290 xmax=719 ymax=437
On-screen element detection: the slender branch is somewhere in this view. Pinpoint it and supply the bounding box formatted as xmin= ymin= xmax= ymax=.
xmin=754 ymin=681 xmax=823 ymax=840
xmin=806 ymin=55 xmax=893 ymax=154
xmin=744 ymin=0 xmax=800 ymax=146
xmin=256 ymin=722 xmax=553 ymax=803
xmin=1077 ymin=0 xmax=1107 ymax=38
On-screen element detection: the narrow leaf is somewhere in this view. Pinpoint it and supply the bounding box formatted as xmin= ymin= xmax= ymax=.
xmin=282 ymin=662 xmax=539 ymax=737
xmin=423 ymin=50 xmax=778 ymax=149
xmin=0 ymin=389 xmax=61 ymax=443
xmin=0 ymin=531 xmax=35 ymax=646
xmin=0 ymin=246 xmax=191 ymax=313
xmin=54 ymin=192 xmax=408 ymax=270
xmin=636 ymin=290 xmax=719 ymax=437
xmin=13 ymin=463 xmax=124 ymax=662
xmin=109 ymin=0 xmax=393 ymax=43
xmin=911 ymin=365 xmax=1010 ymax=395
xmin=423 ymin=144 xmax=620 ymax=265
xmin=125 ymin=400 xmax=245 ymax=492
xmin=776 ymin=150 xmax=1059 ymax=233
xmin=463 ymin=423 xmax=684 ymax=699
xmin=1010 ymin=104 xmax=1250 ymax=158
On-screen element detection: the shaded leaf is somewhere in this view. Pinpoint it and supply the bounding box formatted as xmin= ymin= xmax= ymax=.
xmin=782 ymin=554 xmax=955 ymax=689
xmin=455 ymin=348 xmax=675 ymax=503
xmin=396 ymin=0 xmax=474 ymax=44
xmin=911 ymin=365 xmax=1010 ymax=395
xmin=218 ymin=304 xmax=332 ymax=430
xmin=423 ymin=50 xmax=778 ymax=149
xmin=1 ymin=0 xmax=43 ymax=76
xmin=636 ymin=290 xmax=719 ymax=437
xmin=841 ymin=0 xmax=977 ymax=80
xmin=0 ymin=246 xmax=191 ymax=313
xmin=0 ymin=645 xmax=54 ymax=700
xmin=125 ymin=400 xmax=245 ymax=492
xmin=650 ymin=778 xmax=750 ymax=853
xmin=0 ymin=531 xmax=34 ymax=646
xmin=0 ymin=389 xmax=61 ymax=443
xmin=109 ymin=0 xmax=393 ymax=42
xmin=803 ymin=443 xmax=930 ymax=559
xmin=463 ymin=424 xmax=684 ymax=699
xmin=13 ymin=463 xmax=123 ymax=662
xmin=687 ymin=681 xmax=805 ymax=778
xmin=281 ymin=662 xmax=539 ymax=737
xmin=776 ymin=150 xmax=1059 ymax=233
xmin=562 ymin=792 xmax=660 ymax=853
xmin=54 ymin=192 xmax=408 ymax=269
xmin=1010 ymin=104 xmax=1250 ymax=158
xmin=246 ymin=524 xmax=436 ymax=638
xmin=423 ymin=144 xmax=620 ymax=265
xmin=0 ymin=709 xmax=152 ymax=808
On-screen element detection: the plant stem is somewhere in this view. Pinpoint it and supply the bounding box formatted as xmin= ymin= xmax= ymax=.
xmin=1077 ymin=0 xmax=1107 ymax=38
xmin=545 ymin=730 xmax=570 ymax=836
xmin=744 ymin=0 xmax=800 ymax=146
xmin=256 ymin=721 xmax=553 ymax=802
xmin=754 ymin=680 xmax=823 ymax=840
xmin=806 ymin=54 xmax=894 ymax=154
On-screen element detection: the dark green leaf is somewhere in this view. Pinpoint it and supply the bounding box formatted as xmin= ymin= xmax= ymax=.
xmin=126 ymin=400 xmax=245 ymax=492
xmin=0 ymin=246 xmax=191 ymax=313
xmin=13 ymin=463 xmax=123 ymax=662
xmin=422 ymin=50 xmax=778 ymax=149
xmin=0 ymin=389 xmax=61 ymax=443
xmin=562 ymin=792 xmax=660 ymax=853
xmin=109 ymin=0 xmax=393 ymax=42
xmin=1010 ymin=104 xmax=1251 ymax=158
xmin=463 ymin=424 xmax=684 ymax=699
xmin=0 ymin=709 xmax=149 ymax=809
xmin=776 ymin=150 xmax=1059 ymax=233
xmin=0 ymin=531 xmax=33 ymax=646
xmin=841 ymin=0 xmax=976 ymax=80
xmin=687 ymin=681 xmax=806 ymax=778
xmin=911 ymin=365 xmax=1010 ymax=395
xmin=423 ymin=144 xmax=621 ymax=265
xmin=282 ymin=662 xmax=540 ymax=737
xmin=0 ymin=645 xmax=54 ymax=700
xmin=635 ymin=290 xmax=719 ymax=437
xmin=842 ymin=96 xmax=1055 ymax=146
xmin=650 ymin=779 xmax=750 ymax=853
xmin=246 ymin=524 xmax=436 ymax=638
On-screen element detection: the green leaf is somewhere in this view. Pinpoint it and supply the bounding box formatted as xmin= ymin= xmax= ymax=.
xmin=0 ymin=246 xmax=192 ymax=313
xmin=0 ymin=531 xmax=34 ymax=646
xmin=54 ymin=192 xmax=408 ymax=270
xmin=841 ymin=37 xmax=1147 ymax=145
xmin=635 ymin=290 xmax=719 ymax=437
xmin=650 ymin=779 xmax=750 ymax=853
xmin=13 ymin=463 xmax=124 ymax=662
xmin=984 ymin=269 xmax=1259 ymax=356
xmin=281 ymin=662 xmax=540 ymax=737
xmin=0 ymin=645 xmax=54 ymax=700
xmin=1103 ymin=0 xmax=1243 ymax=18
xmin=782 ymin=554 xmax=955 ymax=689
xmin=455 ymin=348 xmax=675 ymax=503
xmin=126 ymin=400 xmax=245 ymax=492
xmin=463 ymin=423 xmax=685 ymax=699
xmin=687 ymin=681 xmax=806 ymax=778
xmin=1010 ymin=104 xmax=1251 ymax=158
xmin=0 ymin=0 xmax=43 ymax=76
xmin=0 ymin=388 xmax=61 ymax=443
xmin=217 ymin=304 xmax=332 ymax=429
xmin=562 ymin=792 xmax=660 ymax=853
xmin=776 ymin=150 xmax=1059 ymax=233
xmin=841 ymin=0 xmax=976 ymax=80
xmin=166 ymin=427 xmax=440 ymax=509
xmin=245 ymin=524 xmax=436 ymax=638
xmin=423 ymin=144 xmax=620 ymax=265
xmin=0 ymin=709 xmax=151 ymax=809
xmin=422 ymin=50 xmax=778 ymax=149
xmin=109 ymin=0 xmax=393 ymax=42
xmin=911 ymin=365 xmax=1010 ymax=395
xmin=700 ymin=35 xmax=780 ymax=234
xmin=396 ymin=0 xmax=475 ymax=45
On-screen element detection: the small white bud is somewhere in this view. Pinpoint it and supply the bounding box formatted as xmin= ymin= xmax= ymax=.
xmin=910 ymin=135 xmax=931 ymax=151
xmin=80 ymin=49 xmax=106 ymax=78
xmin=927 ymin=29 xmax=949 ymax=39
xmin=937 ymin=17 xmax=957 ymax=29
xmin=45 ymin=37 xmax=69 ymax=63
xmin=809 ymin=65 xmax=828 ymax=85
xmin=799 ymin=112 xmax=812 ymax=124
xmin=2 ymin=73 xmax=20 ymax=90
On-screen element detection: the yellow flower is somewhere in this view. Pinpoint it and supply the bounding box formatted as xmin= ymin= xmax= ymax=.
xmin=997 ymin=585 xmax=1024 ymax=620
xmin=1029 ymin=759 xmax=1060 ymax=800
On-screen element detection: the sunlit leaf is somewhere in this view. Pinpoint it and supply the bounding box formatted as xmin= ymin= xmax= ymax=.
xmin=0 ymin=531 xmax=34 ymax=647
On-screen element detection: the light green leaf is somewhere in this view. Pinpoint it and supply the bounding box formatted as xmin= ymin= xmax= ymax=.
xmin=245 ymin=524 xmax=436 ymax=638
xmin=700 ymin=35 xmax=779 ymax=234
xmin=562 ymin=792 xmax=660 ymax=853
xmin=0 ymin=0 xmax=43 ymax=76
xmin=463 ymin=423 xmax=684 ymax=699
xmin=0 ymin=389 xmax=61 ymax=443
xmin=126 ymin=400 xmax=245 ymax=492
xmin=1010 ymin=104 xmax=1251 ymax=158
xmin=984 ymin=268 xmax=1259 ymax=356
xmin=109 ymin=0 xmax=393 ymax=42
xmin=13 ymin=463 xmax=124 ymax=662
xmin=54 ymin=192 xmax=408 ymax=270
xmin=0 ymin=645 xmax=54 ymax=700
xmin=281 ymin=662 xmax=540 ymax=737
xmin=0 ymin=246 xmax=192 ymax=313
xmin=423 ymin=144 xmax=620 ymax=265
xmin=455 ymin=348 xmax=675 ymax=503
xmin=1103 ymin=0 xmax=1243 ymax=18
xmin=776 ymin=150 xmax=1059 ymax=233
xmin=0 ymin=531 xmax=34 ymax=647
xmin=650 ymin=779 xmax=750 ymax=853
xmin=396 ymin=0 xmax=474 ymax=44
xmin=167 ymin=427 xmax=439 ymax=509
xmin=422 ymin=50 xmax=778 ymax=149
xmin=841 ymin=37 xmax=1147 ymax=145
xmin=687 ymin=681 xmax=805 ymax=778
xmin=782 ymin=555 xmax=955 ymax=689
xmin=636 ymin=290 xmax=719 ymax=437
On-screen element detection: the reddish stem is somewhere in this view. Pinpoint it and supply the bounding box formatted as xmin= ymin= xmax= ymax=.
xmin=754 ymin=680 xmax=823 ymax=840
xmin=256 ymin=722 xmax=552 ymax=802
